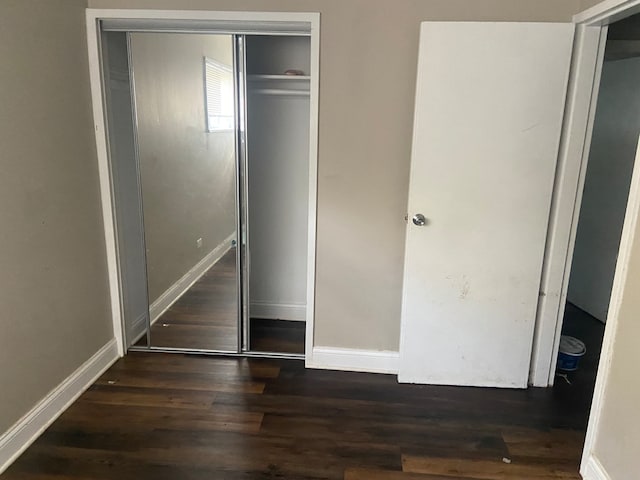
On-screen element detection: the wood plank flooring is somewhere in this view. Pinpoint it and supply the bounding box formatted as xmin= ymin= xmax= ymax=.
xmin=138 ymin=248 xmax=239 ymax=351
xmin=138 ymin=248 xmax=305 ymax=354
xmin=4 ymin=332 xmax=600 ymax=479
xmin=250 ymin=319 xmax=306 ymax=354
xmin=4 ymin=303 xmax=602 ymax=479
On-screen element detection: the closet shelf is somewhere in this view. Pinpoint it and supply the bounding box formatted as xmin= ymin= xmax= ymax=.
xmin=248 ymin=74 xmax=311 ymax=81
xmin=247 ymin=74 xmax=310 ymax=96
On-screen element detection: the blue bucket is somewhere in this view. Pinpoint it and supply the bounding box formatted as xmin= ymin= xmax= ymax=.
xmin=557 ymin=336 xmax=586 ymax=372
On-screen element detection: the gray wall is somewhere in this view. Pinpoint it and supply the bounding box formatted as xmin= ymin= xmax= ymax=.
xmin=568 ymin=57 xmax=640 ymax=322
xmin=579 ymin=0 xmax=602 ymax=11
xmin=0 ymin=0 xmax=113 ymax=434
xmin=91 ymin=0 xmax=580 ymax=351
xmin=130 ymin=33 xmax=237 ymax=303
xmin=247 ymin=36 xmax=310 ymax=320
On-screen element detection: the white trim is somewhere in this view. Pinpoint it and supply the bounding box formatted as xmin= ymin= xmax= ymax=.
xmin=308 ymin=347 xmax=399 ymax=375
xmin=86 ymin=9 xmax=320 ymax=363
xmin=529 ymin=26 xmax=607 ymax=387
xmin=149 ymin=233 xmax=234 ymax=323
xmin=574 ymin=0 xmax=640 ymax=25
xmin=87 ymin=14 xmax=125 ymax=357
xmin=250 ymin=302 xmax=306 ymax=321
xmin=546 ymin=27 xmax=608 ymax=386
xmin=582 ymin=455 xmax=612 ymax=480
xmin=0 ymin=339 xmax=119 ymax=474
xmin=304 ymin=14 xmax=320 ymax=366
xmin=90 ymin=8 xmax=318 ymax=25
xmin=580 ymin=136 xmax=640 ymax=479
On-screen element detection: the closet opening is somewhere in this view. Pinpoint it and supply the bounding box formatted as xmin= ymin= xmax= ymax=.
xmin=245 ymin=35 xmax=311 ymax=354
xmin=91 ymin=12 xmax=319 ymax=360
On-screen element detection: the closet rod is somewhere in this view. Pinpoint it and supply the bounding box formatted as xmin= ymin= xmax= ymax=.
xmin=250 ymin=88 xmax=310 ymax=96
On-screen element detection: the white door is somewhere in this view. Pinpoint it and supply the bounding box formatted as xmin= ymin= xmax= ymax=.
xmin=398 ymin=22 xmax=574 ymax=388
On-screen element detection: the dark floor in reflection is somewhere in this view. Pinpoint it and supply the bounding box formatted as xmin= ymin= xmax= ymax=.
xmin=137 ymin=247 xmax=305 ymax=354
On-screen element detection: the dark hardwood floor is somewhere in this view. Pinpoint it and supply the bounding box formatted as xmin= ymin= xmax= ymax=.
xmin=4 ymin=306 xmax=606 ymax=480
xmin=138 ymin=248 xmax=239 ymax=351
xmin=250 ymin=319 xmax=305 ymax=354
xmin=5 ymin=353 xmax=590 ymax=480
xmin=4 ymin=303 xmax=604 ymax=479
xmin=137 ymin=248 xmax=305 ymax=354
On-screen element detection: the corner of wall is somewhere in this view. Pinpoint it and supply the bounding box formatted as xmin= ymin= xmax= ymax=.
xmin=0 ymin=339 xmax=119 ymax=475
xmin=581 ymin=454 xmax=612 ymax=480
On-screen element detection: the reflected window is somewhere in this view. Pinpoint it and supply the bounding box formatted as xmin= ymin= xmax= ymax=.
xmin=204 ymin=57 xmax=234 ymax=132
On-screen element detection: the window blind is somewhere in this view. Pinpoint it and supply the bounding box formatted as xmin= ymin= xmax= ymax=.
xmin=205 ymin=58 xmax=234 ymax=132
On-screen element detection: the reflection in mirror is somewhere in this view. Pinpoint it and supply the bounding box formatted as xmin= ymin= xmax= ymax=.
xmin=103 ymin=31 xmax=151 ymax=349
xmin=130 ymin=32 xmax=239 ymax=352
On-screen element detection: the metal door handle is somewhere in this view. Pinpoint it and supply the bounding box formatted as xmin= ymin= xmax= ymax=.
xmin=412 ymin=213 xmax=426 ymax=226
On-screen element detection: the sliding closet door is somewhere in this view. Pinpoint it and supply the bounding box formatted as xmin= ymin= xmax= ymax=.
xmin=129 ymin=32 xmax=240 ymax=352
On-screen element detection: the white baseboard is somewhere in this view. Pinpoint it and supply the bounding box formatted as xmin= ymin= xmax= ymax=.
xmin=582 ymin=455 xmax=612 ymax=480
xmin=250 ymin=301 xmax=306 ymax=321
xmin=149 ymin=233 xmax=235 ymax=324
xmin=0 ymin=338 xmax=119 ymax=474
xmin=307 ymin=347 xmax=399 ymax=374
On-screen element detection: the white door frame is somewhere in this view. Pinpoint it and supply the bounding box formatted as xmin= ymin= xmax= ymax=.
xmin=530 ymin=0 xmax=640 ymax=388
xmin=85 ymin=9 xmax=320 ymax=362
xmin=528 ymin=24 xmax=607 ymax=387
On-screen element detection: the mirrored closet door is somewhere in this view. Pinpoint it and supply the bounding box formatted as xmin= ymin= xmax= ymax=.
xmin=131 ymin=32 xmax=240 ymax=352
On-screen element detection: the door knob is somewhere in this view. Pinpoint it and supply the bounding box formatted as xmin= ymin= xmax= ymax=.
xmin=412 ymin=213 xmax=426 ymax=226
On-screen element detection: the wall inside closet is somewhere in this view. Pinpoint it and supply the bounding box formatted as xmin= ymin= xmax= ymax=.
xmin=246 ymin=35 xmax=310 ymax=329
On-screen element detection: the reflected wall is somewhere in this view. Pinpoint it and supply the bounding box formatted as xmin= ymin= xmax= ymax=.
xmin=130 ymin=32 xmax=239 ymax=351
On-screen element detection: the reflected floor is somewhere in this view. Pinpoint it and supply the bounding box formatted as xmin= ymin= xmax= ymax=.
xmin=137 ymin=247 xmax=305 ymax=354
